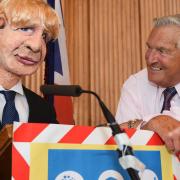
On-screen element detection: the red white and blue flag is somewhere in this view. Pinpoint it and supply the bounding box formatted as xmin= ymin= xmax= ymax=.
xmin=46 ymin=0 xmax=74 ymax=124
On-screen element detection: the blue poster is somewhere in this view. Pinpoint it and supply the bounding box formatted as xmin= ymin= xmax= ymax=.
xmin=48 ymin=149 xmax=162 ymax=180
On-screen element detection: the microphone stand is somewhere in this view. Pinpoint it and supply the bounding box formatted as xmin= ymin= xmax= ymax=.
xmin=81 ymin=89 xmax=143 ymax=180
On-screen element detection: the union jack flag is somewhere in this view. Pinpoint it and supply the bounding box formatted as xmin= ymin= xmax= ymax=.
xmin=45 ymin=0 xmax=74 ymax=124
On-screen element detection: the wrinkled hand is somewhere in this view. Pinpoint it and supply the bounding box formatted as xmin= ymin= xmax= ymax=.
xmin=142 ymin=115 xmax=180 ymax=154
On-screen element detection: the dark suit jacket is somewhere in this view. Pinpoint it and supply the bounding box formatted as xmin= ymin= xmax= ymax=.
xmin=0 ymin=88 xmax=58 ymax=180
xmin=23 ymin=87 xmax=58 ymax=124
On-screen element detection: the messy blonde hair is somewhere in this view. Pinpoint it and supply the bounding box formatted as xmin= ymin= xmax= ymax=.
xmin=0 ymin=0 xmax=60 ymax=41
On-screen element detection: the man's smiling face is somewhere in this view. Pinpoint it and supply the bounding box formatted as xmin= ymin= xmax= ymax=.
xmin=145 ymin=25 xmax=180 ymax=87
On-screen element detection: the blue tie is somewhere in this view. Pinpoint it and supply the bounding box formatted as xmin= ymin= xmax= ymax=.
xmin=161 ymin=87 xmax=177 ymax=113
xmin=0 ymin=90 xmax=19 ymax=128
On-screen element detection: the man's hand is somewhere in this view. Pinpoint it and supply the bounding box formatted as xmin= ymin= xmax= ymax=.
xmin=119 ymin=119 xmax=143 ymax=129
xmin=142 ymin=115 xmax=180 ymax=154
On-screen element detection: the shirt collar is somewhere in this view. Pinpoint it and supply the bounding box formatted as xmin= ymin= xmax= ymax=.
xmin=0 ymin=81 xmax=24 ymax=95
xmin=157 ymin=83 xmax=180 ymax=97
xmin=174 ymin=83 xmax=180 ymax=97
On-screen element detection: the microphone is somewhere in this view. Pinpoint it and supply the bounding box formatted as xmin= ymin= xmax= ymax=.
xmin=40 ymin=84 xmax=145 ymax=179
xmin=40 ymin=85 xmax=82 ymax=97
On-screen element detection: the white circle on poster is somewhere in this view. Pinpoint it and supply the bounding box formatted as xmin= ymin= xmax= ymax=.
xmin=139 ymin=169 xmax=158 ymax=180
xmin=55 ymin=170 xmax=84 ymax=180
xmin=98 ymin=170 xmax=124 ymax=180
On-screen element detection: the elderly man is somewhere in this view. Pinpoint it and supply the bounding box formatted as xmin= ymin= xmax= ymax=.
xmin=0 ymin=0 xmax=60 ymax=129
xmin=116 ymin=14 xmax=180 ymax=154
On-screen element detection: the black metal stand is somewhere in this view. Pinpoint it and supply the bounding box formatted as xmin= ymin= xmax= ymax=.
xmin=82 ymin=90 xmax=141 ymax=180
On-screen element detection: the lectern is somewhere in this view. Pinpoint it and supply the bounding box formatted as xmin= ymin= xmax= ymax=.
xmin=0 ymin=125 xmax=13 ymax=180
xmin=0 ymin=123 xmax=179 ymax=179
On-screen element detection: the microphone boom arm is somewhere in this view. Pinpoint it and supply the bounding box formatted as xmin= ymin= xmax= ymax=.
xmin=81 ymin=89 xmax=144 ymax=180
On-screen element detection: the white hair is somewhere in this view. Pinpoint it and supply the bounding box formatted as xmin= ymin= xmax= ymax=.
xmin=153 ymin=14 xmax=180 ymax=27
xmin=153 ymin=14 xmax=180 ymax=48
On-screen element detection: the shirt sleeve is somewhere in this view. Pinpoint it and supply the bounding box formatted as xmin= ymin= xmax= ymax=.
xmin=115 ymin=75 xmax=143 ymax=123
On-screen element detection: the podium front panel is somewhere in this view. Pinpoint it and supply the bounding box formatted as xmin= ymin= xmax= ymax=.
xmin=12 ymin=122 xmax=179 ymax=180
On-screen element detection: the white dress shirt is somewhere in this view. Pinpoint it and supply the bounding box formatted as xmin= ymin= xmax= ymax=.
xmin=0 ymin=81 xmax=29 ymax=123
xmin=115 ymin=68 xmax=180 ymax=123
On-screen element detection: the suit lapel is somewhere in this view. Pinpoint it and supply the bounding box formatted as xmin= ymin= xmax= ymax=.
xmin=23 ymin=86 xmax=37 ymax=122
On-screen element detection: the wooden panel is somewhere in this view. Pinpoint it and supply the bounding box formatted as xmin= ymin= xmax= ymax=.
xmin=62 ymin=0 xmax=90 ymax=125
xmin=88 ymin=0 xmax=141 ymax=125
